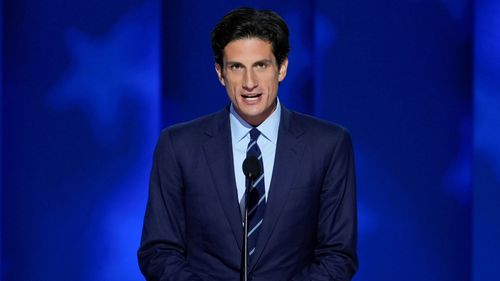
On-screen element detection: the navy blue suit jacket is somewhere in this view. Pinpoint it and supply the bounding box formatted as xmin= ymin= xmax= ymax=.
xmin=138 ymin=105 xmax=358 ymax=281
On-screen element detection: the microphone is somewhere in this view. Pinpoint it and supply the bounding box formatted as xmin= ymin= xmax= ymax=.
xmin=241 ymin=155 xmax=261 ymax=281
xmin=243 ymin=155 xmax=261 ymax=179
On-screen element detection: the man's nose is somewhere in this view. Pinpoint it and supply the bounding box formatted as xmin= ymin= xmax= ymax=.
xmin=242 ymin=70 xmax=258 ymax=90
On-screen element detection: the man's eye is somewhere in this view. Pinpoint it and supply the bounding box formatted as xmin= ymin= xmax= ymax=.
xmin=255 ymin=63 xmax=267 ymax=69
xmin=230 ymin=64 xmax=243 ymax=71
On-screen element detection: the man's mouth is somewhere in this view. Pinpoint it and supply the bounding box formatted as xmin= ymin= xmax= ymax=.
xmin=241 ymin=93 xmax=262 ymax=99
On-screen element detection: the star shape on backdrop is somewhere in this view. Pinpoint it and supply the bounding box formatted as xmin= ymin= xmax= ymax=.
xmin=47 ymin=1 xmax=159 ymax=143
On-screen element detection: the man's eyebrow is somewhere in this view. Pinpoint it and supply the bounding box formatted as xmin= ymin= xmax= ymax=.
xmin=253 ymin=59 xmax=273 ymax=65
xmin=225 ymin=59 xmax=273 ymax=66
xmin=225 ymin=61 xmax=243 ymax=66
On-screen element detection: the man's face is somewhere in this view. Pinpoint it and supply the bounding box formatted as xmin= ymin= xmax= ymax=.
xmin=215 ymin=38 xmax=288 ymax=126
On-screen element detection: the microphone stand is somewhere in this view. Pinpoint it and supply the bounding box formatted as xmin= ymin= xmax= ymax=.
xmin=241 ymin=175 xmax=253 ymax=281
xmin=241 ymin=155 xmax=260 ymax=281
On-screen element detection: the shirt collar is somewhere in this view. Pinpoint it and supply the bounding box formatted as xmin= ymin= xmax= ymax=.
xmin=230 ymin=98 xmax=281 ymax=144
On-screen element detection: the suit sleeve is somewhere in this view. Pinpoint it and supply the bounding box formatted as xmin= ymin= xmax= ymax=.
xmin=137 ymin=131 xmax=205 ymax=281
xmin=291 ymin=129 xmax=358 ymax=281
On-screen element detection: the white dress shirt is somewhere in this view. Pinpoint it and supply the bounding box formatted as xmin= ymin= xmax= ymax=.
xmin=229 ymin=99 xmax=281 ymax=209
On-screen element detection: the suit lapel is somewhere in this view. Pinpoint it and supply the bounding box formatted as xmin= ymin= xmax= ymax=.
xmin=202 ymin=108 xmax=243 ymax=251
xmin=250 ymin=107 xmax=305 ymax=270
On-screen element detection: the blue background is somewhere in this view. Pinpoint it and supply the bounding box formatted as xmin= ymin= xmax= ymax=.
xmin=1 ymin=0 xmax=498 ymax=280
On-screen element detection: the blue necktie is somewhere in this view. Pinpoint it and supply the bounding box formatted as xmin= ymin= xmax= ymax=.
xmin=246 ymin=128 xmax=267 ymax=257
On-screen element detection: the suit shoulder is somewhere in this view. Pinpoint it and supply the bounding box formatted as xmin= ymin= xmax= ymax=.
xmin=158 ymin=109 xmax=227 ymax=141
xmin=288 ymin=111 xmax=354 ymax=156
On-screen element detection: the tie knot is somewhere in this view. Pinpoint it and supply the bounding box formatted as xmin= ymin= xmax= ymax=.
xmin=249 ymin=128 xmax=261 ymax=141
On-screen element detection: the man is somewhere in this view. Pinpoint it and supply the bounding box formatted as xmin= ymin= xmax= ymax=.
xmin=138 ymin=7 xmax=358 ymax=281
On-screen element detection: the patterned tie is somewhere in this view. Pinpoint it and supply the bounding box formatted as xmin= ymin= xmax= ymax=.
xmin=246 ymin=128 xmax=267 ymax=257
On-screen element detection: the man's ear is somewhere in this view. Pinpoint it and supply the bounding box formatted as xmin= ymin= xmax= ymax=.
xmin=278 ymin=57 xmax=289 ymax=83
xmin=215 ymin=63 xmax=225 ymax=86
